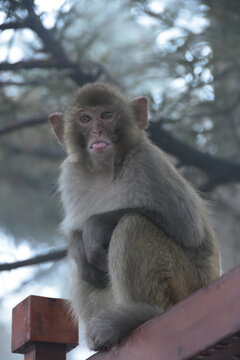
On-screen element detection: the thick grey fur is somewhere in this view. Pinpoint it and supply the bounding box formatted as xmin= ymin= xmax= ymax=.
xmin=59 ymin=137 xmax=218 ymax=350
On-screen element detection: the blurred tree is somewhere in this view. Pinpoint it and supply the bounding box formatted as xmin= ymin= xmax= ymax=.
xmin=0 ymin=0 xmax=239 ymax=280
xmin=1 ymin=1 xmax=240 ymax=359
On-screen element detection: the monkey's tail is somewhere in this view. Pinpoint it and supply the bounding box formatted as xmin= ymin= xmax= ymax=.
xmin=86 ymin=303 xmax=162 ymax=350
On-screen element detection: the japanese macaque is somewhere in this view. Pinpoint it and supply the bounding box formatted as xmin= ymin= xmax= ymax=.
xmin=49 ymin=83 xmax=220 ymax=351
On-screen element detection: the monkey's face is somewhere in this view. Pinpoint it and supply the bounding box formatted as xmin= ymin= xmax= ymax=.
xmin=49 ymin=83 xmax=148 ymax=168
xmin=63 ymin=105 xmax=141 ymax=168
xmin=62 ymin=104 xmax=130 ymax=170
xmin=75 ymin=106 xmax=119 ymax=156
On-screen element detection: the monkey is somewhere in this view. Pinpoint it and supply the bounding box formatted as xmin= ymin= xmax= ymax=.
xmin=49 ymin=82 xmax=220 ymax=351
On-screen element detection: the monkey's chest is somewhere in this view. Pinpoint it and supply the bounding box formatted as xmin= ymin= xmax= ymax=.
xmin=79 ymin=180 xmax=129 ymax=215
xmin=61 ymin=177 xmax=130 ymax=232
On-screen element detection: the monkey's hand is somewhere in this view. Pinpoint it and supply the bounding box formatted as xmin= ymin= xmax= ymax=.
xmin=81 ymin=214 xmax=117 ymax=283
xmin=69 ymin=229 xmax=109 ymax=289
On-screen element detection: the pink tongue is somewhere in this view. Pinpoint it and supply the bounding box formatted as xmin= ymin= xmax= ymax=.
xmin=92 ymin=142 xmax=107 ymax=150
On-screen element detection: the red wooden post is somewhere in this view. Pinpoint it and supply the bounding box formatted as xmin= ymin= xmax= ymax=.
xmin=12 ymin=295 xmax=78 ymax=360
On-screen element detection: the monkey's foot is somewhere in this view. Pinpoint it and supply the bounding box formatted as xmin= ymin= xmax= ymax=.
xmin=86 ymin=310 xmax=123 ymax=351
xmin=86 ymin=304 xmax=160 ymax=351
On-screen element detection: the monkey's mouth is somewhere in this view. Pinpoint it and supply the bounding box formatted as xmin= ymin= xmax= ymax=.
xmin=89 ymin=141 xmax=110 ymax=151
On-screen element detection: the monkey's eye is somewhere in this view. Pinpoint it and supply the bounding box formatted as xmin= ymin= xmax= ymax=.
xmin=101 ymin=112 xmax=112 ymax=119
xmin=79 ymin=114 xmax=92 ymax=123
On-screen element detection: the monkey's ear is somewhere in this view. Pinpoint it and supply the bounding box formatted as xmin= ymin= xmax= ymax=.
xmin=131 ymin=97 xmax=148 ymax=129
xmin=49 ymin=113 xmax=64 ymax=144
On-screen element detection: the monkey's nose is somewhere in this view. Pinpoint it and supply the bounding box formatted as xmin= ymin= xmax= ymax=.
xmin=93 ymin=129 xmax=103 ymax=136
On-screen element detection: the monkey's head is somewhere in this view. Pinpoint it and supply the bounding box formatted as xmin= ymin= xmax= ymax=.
xmin=49 ymin=83 xmax=148 ymax=169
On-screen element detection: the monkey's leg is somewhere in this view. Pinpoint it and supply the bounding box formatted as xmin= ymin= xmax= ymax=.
xmin=70 ymin=265 xmax=114 ymax=324
xmin=86 ymin=214 xmax=218 ymax=350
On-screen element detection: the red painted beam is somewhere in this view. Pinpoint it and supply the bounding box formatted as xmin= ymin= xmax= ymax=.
xmin=88 ymin=264 xmax=240 ymax=360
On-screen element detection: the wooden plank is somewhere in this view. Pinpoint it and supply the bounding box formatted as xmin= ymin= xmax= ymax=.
xmin=87 ymin=264 xmax=240 ymax=360
xmin=12 ymin=295 xmax=78 ymax=355
xmin=190 ymin=333 xmax=240 ymax=359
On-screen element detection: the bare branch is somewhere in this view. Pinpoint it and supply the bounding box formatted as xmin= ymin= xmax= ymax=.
xmin=2 ymin=170 xmax=44 ymax=189
xmin=0 ymin=115 xmax=47 ymax=136
xmin=0 ymin=2 xmax=109 ymax=86
xmin=0 ymin=248 xmax=67 ymax=271
xmin=0 ymin=21 xmax=28 ymax=31
xmin=192 ymin=94 xmax=240 ymax=119
xmin=0 ymin=4 xmax=119 ymax=87
xmin=148 ymin=121 xmax=240 ymax=188
xmin=0 ymin=69 xmax=75 ymax=86
xmin=4 ymin=264 xmax=56 ymax=297
xmin=0 ymin=59 xmax=70 ymax=71
xmin=24 ymin=2 xmax=97 ymax=85
xmin=1 ymin=141 xmax=64 ymax=160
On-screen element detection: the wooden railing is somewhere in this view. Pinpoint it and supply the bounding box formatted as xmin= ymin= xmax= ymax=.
xmin=12 ymin=264 xmax=240 ymax=360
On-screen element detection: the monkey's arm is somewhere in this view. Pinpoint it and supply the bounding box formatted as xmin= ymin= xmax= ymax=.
xmin=73 ymin=203 xmax=203 ymax=289
xmin=69 ymin=210 xmax=147 ymax=288
xmin=69 ymin=229 xmax=109 ymax=288
xmin=77 ymin=208 xmax=164 ymax=287
xmin=83 ymin=208 xmax=164 ymax=252
xmin=75 ymin=211 xmax=125 ymax=288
